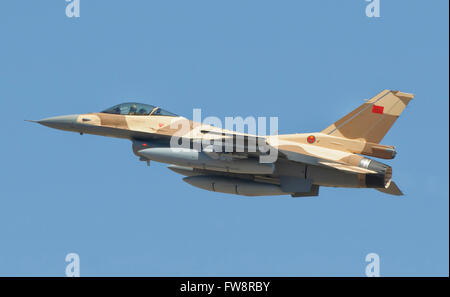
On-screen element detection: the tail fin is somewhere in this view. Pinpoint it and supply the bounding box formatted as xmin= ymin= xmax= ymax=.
xmin=321 ymin=90 xmax=414 ymax=143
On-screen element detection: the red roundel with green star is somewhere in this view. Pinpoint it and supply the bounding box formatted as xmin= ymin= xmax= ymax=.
xmin=307 ymin=135 xmax=316 ymax=144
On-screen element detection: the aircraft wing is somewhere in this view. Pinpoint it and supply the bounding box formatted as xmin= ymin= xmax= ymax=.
xmin=376 ymin=181 xmax=403 ymax=196
xmin=135 ymin=125 xmax=379 ymax=176
xmin=191 ymin=131 xmax=377 ymax=175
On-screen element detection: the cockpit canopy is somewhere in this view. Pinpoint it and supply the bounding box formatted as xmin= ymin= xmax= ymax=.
xmin=101 ymin=103 xmax=178 ymax=117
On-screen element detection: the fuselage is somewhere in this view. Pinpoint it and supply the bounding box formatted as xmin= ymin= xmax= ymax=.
xmin=35 ymin=107 xmax=393 ymax=196
xmin=33 ymin=89 xmax=413 ymax=197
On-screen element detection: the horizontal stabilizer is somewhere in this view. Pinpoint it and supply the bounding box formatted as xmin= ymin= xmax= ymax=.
xmin=376 ymin=181 xmax=403 ymax=196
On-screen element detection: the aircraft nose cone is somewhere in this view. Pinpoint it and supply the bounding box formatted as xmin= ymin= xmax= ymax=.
xmin=37 ymin=114 xmax=79 ymax=131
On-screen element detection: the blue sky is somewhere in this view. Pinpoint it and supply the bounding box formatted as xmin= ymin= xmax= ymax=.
xmin=0 ymin=0 xmax=448 ymax=276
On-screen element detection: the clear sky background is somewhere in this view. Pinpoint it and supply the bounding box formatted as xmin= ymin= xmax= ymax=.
xmin=0 ymin=0 xmax=448 ymax=276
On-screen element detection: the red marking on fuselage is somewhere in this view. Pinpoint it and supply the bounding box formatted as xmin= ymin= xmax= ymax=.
xmin=307 ymin=135 xmax=316 ymax=144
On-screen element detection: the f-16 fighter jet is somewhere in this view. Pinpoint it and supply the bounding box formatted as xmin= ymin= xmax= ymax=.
xmin=31 ymin=90 xmax=413 ymax=197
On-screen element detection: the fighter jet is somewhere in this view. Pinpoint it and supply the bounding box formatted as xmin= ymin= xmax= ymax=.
xmin=30 ymin=90 xmax=413 ymax=197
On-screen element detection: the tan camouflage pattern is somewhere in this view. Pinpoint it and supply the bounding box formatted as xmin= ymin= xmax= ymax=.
xmin=69 ymin=90 xmax=412 ymax=189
